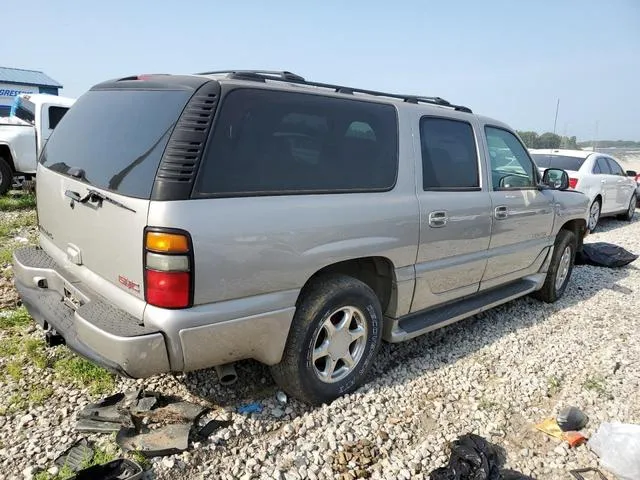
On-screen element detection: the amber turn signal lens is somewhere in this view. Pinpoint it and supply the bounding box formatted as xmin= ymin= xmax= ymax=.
xmin=145 ymin=232 xmax=189 ymax=253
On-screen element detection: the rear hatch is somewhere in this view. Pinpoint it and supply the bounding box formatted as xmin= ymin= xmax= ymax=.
xmin=36 ymin=83 xmax=196 ymax=308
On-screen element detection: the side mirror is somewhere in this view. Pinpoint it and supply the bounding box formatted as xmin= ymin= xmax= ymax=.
xmin=542 ymin=168 xmax=569 ymax=190
xmin=626 ymin=170 xmax=637 ymax=177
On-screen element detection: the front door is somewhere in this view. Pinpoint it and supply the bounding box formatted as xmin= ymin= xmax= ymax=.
xmin=411 ymin=115 xmax=492 ymax=313
xmin=481 ymin=126 xmax=554 ymax=288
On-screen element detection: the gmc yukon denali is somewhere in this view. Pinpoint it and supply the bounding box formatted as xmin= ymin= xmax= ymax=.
xmin=13 ymin=70 xmax=589 ymax=405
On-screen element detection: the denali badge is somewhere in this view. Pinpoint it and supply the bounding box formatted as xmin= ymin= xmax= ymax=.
xmin=118 ymin=275 xmax=140 ymax=293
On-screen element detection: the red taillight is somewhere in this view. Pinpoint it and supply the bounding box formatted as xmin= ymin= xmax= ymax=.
xmin=636 ymin=174 xmax=640 ymax=183
xmin=144 ymin=229 xmax=192 ymax=309
xmin=146 ymin=270 xmax=190 ymax=308
xmin=569 ymin=178 xmax=578 ymax=189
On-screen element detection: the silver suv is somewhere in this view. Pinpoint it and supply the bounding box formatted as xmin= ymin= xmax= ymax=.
xmin=13 ymin=70 xmax=589 ymax=405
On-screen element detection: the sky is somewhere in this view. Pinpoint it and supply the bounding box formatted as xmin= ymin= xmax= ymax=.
xmin=4 ymin=0 xmax=639 ymax=140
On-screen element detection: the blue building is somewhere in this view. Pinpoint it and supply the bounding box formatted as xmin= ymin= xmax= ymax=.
xmin=0 ymin=66 xmax=63 ymax=116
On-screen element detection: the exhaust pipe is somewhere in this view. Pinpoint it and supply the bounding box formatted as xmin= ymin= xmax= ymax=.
xmin=45 ymin=330 xmax=65 ymax=347
xmin=215 ymin=363 xmax=237 ymax=386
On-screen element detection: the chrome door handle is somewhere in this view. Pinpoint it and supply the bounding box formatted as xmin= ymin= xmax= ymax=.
xmin=494 ymin=205 xmax=508 ymax=219
xmin=428 ymin=211 xmax=448 ymax=228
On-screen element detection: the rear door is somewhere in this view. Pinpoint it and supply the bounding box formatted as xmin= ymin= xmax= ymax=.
xmin=481 ymin=125 xmax=554 ymax=287
xmin=411 ymin=115 xmax=492 ymax=312
xmin=605 ymin=157 xmax=635 ymax=210
xmin=36 ymin=86 xmax=195 ymax=311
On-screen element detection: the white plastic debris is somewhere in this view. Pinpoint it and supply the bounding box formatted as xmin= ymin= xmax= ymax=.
xmin=276 ymin=391 xmax=288 ymax=404
xmin=589 ymin=422 xmax=640 ymax=480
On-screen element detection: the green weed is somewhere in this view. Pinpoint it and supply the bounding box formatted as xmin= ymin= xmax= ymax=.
xmin=54 ymin=356 xmax=115 ymax=395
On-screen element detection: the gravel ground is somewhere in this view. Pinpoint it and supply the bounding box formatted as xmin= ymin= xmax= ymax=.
xmin=1 ymin=210 xmax=639 ymax=480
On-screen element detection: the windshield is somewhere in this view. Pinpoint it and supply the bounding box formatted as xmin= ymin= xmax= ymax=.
xmin=40 ymin=89 xmax=192 ymax=199
xmin=531 ymin=154 xmax=586 ymax=172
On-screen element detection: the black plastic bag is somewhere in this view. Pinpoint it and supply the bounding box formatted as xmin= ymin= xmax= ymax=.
xmin=429 ymin=434 xmax=532 ymax=480
xmin=575 ymin=242 xmax=638 ymax=268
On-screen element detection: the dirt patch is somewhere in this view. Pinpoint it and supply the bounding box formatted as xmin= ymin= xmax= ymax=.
xmin=0 ymin=274 xmax=19 ymax=310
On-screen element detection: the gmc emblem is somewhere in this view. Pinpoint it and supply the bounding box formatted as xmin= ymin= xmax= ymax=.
xmin=118 ymin=275 xmax=140 ymax=293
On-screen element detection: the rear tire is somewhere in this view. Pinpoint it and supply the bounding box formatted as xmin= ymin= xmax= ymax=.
xmin=0 ymin=157 xmax=12 ymax=196
xmin=270 ymin=274 xmax=383 ymax=405
xmin=587 ymin=199 xmax=601 ymax=232
xmin=617 ymin=194 xmax=636 ymax=221
xmin=532 ymin=229 xmax=577 ymax=303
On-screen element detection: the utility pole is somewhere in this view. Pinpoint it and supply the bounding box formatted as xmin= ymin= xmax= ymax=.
xmin=593 ymin=120 xmax=599 ymax=151
xmin=553 ymin=98 xmax=560 ymax=135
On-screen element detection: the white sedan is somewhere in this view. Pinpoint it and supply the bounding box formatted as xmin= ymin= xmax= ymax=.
xmin=529 ymin=149 xmax=637 ymax=231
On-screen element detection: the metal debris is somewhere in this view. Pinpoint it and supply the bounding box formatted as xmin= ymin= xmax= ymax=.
xmin=116 ymin=424 xmax=192 ymax=457
xmin=70 ymin=458 xmax=143 ymax=480
xmin=54 ymin=439 xmax=94 ymax=472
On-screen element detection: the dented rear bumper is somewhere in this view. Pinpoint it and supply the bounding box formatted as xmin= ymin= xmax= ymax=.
xmin=12 ymin=247 xmax=170 ymax=378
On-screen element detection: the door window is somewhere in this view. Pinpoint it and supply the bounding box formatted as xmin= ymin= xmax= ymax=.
xmin=420 ymin=117 xmax=479 ymax=190
xmin=595 ymin=157 xmax=612 ymax=174
xmin=47 ymin=106 xmax=69 ymax=130
xmin=485 ymin=126 xmax=536 ymax=190
xmin=605 ymin=158 xmax=625 ymax=176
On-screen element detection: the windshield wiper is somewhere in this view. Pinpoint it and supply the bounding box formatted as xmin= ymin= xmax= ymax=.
xmin=65 ymin=189 xmax=136 ymax=213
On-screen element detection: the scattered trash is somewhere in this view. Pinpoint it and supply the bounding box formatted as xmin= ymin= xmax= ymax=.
xmin=276 ymin=391 xmax=288 ymax=404
xmin=557 ymin=406 xmax=589 ymax=432
xmin=54 ymin=439 xmax=94 ymax=472
xmin=575 ymin=242 xmax=638 ymax=268
xmin=75 ymin=389 xmax=210 ymax=457
xmin=237 ymin=403 xmax=263 ymax=414
xmin=117 ymin=423 xmax=192 ymax=457
xmin=428 ymin=433 xmax=532 ymax=480
xmin=535 ymin=417 xmax=564 ymax=440
xmin=588 ymin=422 xmax=640 ymax=480
xmin=569 ymin=468 xmax=608 ymax=480
xmin=613 ymin=362 xmax=622 ymax=374
xmin=70 ymin=458 xmax=143 ymax=480
xmin=536 ymin=416 xmax=588 ymax=447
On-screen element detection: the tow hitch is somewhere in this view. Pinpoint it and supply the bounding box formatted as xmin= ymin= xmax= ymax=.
xmin=45 ymin=329 xmax=65 ymax=347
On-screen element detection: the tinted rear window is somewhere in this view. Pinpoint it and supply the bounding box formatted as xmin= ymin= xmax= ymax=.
xmin=531 ymin=154 xmax=585 ymax=172
xmin=194 ymin=89 xmax=398 ymax=196
xmin=40 ymin=89 xmax=192 ymax=199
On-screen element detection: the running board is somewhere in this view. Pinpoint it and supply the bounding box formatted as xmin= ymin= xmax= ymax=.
xmin=385 ymin=279 xmax=539 ymax=343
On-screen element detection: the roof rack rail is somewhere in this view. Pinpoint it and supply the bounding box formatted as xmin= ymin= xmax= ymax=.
xmin=196 ymin=70 xmax=306 ymax=82
xmin=196 ymin=70 xmax=472 ymax=113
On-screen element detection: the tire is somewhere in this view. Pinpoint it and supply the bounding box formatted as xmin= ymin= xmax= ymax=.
xmin=617 ymin=194 xmax=636 ymax=221
xmin=587 ymin=198 xmax=601 ymax=232
xmin=270 ymin=274 xmax=383 ymax=405
xmin=0 ymin=157 xmax=12 ymax=196
xmin=532 ymin=229 xmax=577 ymax=303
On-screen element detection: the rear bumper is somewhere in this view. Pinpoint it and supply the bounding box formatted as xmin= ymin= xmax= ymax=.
xmin=12 ymin=247 xmax=170 ymax=378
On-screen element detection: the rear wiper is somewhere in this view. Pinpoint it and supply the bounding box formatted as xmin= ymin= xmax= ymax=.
xmin=65 ymin=189 xmax=136 ymax=213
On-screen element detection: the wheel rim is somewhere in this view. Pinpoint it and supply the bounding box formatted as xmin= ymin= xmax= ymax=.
xmin=629 ymin=197 xmax=636 ymax=217
xmin=588 ymin=202 xmax=600 ymax=231
xmin=312 ymin=306 xmax=368 ymax=384
xmin=555 ymin=245 xmax=572 ymax=292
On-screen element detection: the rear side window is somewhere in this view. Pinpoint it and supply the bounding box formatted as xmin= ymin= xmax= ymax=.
xmin=606 ymin=158 xmax=625 ymax=176
xmin=595 ymin=157 xmax=612 ymax=174
xmin=47 ymin=106 xmax=69 ymax=130
xmin=420 ymin=117 xmax=479 ymax=190
xmin=40 ymin=89 xmax=192 ymax=199
xmin=530 ymin=154 xmax=585 ymax=172
xmin=194 ymin=89 xmax=398 ymax=196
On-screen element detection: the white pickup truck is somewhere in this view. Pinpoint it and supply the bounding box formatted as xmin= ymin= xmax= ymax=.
xmin=0 ymin=93 xmax=76 ymax=195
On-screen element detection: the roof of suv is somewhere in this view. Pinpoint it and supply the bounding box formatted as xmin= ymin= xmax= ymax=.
xmin=96 ymin=70 xmax=509 ymax=129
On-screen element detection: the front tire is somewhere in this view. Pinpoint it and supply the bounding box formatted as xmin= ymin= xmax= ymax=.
xmin=270 ymin=274 xmax=383 ymax=405
xmin=532 ymin=229 xmax=577 ymax=303
xmin=0 ymin=157 xmax=12 ymax=196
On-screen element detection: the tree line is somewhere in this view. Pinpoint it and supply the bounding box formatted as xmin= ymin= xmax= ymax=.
xmin=577 ymin=140 xmax=640 ymax=149
xmin=516 ymin=131 xmax=578 ymax=149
